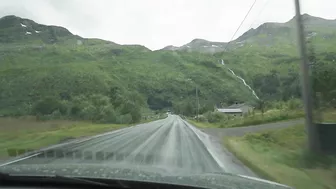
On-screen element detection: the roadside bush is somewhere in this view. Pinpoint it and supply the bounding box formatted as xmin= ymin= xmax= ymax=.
xmin=287 ymin=98 xmax=303 ymax=110
xmin=80 ymin=104 xmax=99 ymax=121
xmin=76 ymin=97 xmax=115 ymax=122
xmin=33 ymin=97 xmax=68 ymax=115
xmin=205 ymin=111 xmax=227 ymax=123
xmin=50 ymin=109 xmax=63 ymax=119
xmin=264 ymin=99 xmax=303 ymax=111
xmin=36 ymin=109 xmax=64 ymax=121
xmin=130 ymin=108 xmax=141 ymax=123
xmin=29 ymin=92 xmax=145 ymax=124
xmin=117 ymin=114 xmax=133 ymax=124
xmin=197 ymin=115 xmax=207 ymax=122
xmin=98 ymin=106 xmax=117 ymax=123
xmin=218 ymin=110 xmax=304 ymax=128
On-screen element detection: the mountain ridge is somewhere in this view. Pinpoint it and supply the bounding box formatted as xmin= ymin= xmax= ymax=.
xmin=161 ymin=14 xmax=336 ymax=53
xmin=2 ymin=14 xmax=336 ymax=53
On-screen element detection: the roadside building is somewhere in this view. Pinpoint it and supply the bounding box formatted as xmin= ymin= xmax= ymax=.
xmin=227 ymin=103 xmax=254 ymax=115
xmin=216 ymin=108 xmax=243 ymax=116
xmin=215 ymin=102 xmax=254 ymax=116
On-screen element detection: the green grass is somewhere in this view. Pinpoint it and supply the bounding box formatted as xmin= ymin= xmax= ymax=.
xmin=0 ymin=116 xmax=164 ymax=158
xmin=187 ymin=119 xmax=219 ymax=128
xmin=221 ymin=110 xmax=304 ymax=128
xmin=320 ymin=109 xmax=336 ymax=123
xmin=224 ymin=124 xmax=336 ymax=189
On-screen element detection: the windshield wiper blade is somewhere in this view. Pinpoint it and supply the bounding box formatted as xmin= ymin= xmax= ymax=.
xmin=52 ymin=175 xmax=111 ymax=187
xmin=0 ymin=171 xmax=9 ymax=178
xmin=52 ymin=175 xmax=129 ymax=188
xmin=0 ymin=172 xmax=129 ymax=188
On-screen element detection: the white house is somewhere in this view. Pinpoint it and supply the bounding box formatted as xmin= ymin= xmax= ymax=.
xmin=216 ymin=108 xmax=243 ymax=116
xmin=228 ymin=103 xmax=254 ymax=115
xmin=216 ymin=102 xmax=253 ymax=116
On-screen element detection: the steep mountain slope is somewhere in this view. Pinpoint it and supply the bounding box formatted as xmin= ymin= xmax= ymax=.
xmin=232 ymin=14 xmax=336 ymax=52
xmin=211 ymin=14 xmax=336 ymax=103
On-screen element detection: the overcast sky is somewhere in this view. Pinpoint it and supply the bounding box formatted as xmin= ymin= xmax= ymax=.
xmin=0 ymin=0 xmax=335 ymax=50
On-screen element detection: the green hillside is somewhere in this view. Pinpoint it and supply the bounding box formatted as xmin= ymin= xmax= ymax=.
xmin=0 ymin=15 xmax=257 ymax=122
xmin=0 ymin=14 xmax=335 ymax=123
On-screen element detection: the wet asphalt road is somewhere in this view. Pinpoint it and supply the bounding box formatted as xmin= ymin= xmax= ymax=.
xmin=2 ymin=115 xmax=256 ymax=176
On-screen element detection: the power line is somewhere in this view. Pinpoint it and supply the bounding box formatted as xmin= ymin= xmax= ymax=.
xmin=248 ymin=0 xmax=270 ymax=30
xmin=224 ymin=0 xmax=257 ymax=51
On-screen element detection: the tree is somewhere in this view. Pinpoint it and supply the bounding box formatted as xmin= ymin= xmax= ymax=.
xmin=172 ymin=101 xmax=195 ymax=116
xmin=312 ymin=62 xmax=336 ymax=107
xmin=257 ymin=100 xmax=265 ymax=115
xmin=307 ymin=44 xmax=316 ymax=66
xmin=184 ymin=101 xmax=194 ymax=116
xmin=281 ymin=70 xmax=301 ymax=101
xmin=130 ymin=106 xmax=141 ymax=123
xmin=252 ymin=71 xmax=281 ymax=100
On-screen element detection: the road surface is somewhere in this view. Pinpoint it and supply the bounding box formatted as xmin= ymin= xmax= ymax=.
xmin=0 ymin=115 xmax=255 ymax=176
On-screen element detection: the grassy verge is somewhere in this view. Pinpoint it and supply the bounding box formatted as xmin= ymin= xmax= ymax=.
xmin=320 ymin=109 xmax=336 ymax=123
xmin=0 ymin=115 xmax=166 ymax=159
xmin=187 ymin=119 xmax=218 ymax=128
xmin=142 ymin=113 xmax=168 ymax=122
xmin=224 ymin=125 xmax=336 ymax=189
xmin=190 ymin=110 xmax=304 ymax=128
xmin=221 ymin=110 xmax=304 ymax=128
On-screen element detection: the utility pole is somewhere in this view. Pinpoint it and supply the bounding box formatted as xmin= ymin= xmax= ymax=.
xmin=196 ymin=86 xmax=199 ymax=121
xmin=294 ymin=0 xmax=320 ymax=153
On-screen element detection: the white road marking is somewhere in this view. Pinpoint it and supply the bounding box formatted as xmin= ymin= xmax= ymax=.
xmin=0 ymin=121 xmax=162 ymax=166
xmin=181 ymin=119 xmax=226 ymax=170
xmin=0 ymin=153 xmax=41 ymax=167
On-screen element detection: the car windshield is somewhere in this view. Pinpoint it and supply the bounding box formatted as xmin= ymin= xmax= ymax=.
xmin=0 ymin=0 xmax=335 ymax=189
